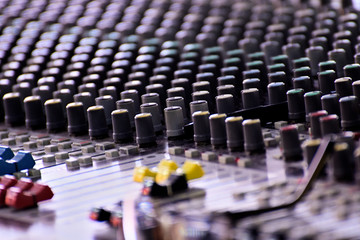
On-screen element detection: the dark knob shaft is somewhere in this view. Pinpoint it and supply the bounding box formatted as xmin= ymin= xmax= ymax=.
xmin=280 ymin=125 xmax=302 ymax=161
xmin=44 ymin=99 xmax=66 ymax=132
xmin=225 ymin=116 xmax=244 ymax=151
xmin=135 ymin=113 xmax=156 ymax=147
xmin=112 ymin=109 xmax=133 ymax=143
xmin=87 ymin=105 xmax=108 ymax=139
xmin=24 ymin=96 xmax=45 ymax=130
xmin=209 ymin=113 xmax=227 ymax=148
xmin=3 ymin=92 xmax=25 ymax=126
xmin=243 ymin=119 xmax=265 ymax=154
xmin=66 ymin=102 xmax=87 ymax=136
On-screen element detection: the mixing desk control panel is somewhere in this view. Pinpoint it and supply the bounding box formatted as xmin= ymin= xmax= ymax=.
xmin=0 ymin=0 xmax=359 ymax=239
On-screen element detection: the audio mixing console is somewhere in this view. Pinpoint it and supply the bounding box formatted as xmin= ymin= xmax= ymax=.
xmin=0 ymin=0 xmax=359 ymax=239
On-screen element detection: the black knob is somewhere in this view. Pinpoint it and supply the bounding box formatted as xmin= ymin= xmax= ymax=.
xmin=66 ymin=102 xmax=88 ymax=136
xmin=87 ymin=105 xmax=108 ymax=139
xmin=44 ymin=99 xmax=66 ymax=132
xmin=287 ymin=88 xmax=305 ymax=121
xmin=164 ymin=106 xmax=184 ymax=138
xmin=225 ymin=116 xmax=244 ymax=151
xmin=209 ymin=113 xmax=227 ymax=148
xmin=95 ymin=95 xmax=116 ymax=126
xmin=339 ymin=96 xmax=360 ymax=130
xmin=3 ymin=92 xmax=25 ymax=126
xmin=193 ymin=111 xmax=210 ymax=145
xmin=280 ymin=125 xmax=302 ymax=161
xmin=135 ymin=113 xmax=156 ymax=147
xmin=243 ymin=119 xmax=265 ymax=154
xmin=24 ymin=96 xmax=45 ymax=130
xmin=112 ymin=109 xmax=133 ymax=143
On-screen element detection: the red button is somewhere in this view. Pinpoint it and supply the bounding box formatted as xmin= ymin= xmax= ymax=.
xmin=27 ymin=183 xmax=54 ymax=202
xmin=5 ymin=179 xmax=34 ymax=209
xmin=0 ymin=175 xmax=17 ymax=187
xmin=0 ymin=175 xmax=17 ymax=206
xmin=6 ymin=183 xmax=53 ymax=209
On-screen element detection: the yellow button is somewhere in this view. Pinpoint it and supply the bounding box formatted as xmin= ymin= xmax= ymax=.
xmin=182 ymin=160 xmax=204 ymax=180
xmin=155 ymin=168 xmax=173 ymax=183
xmin=133 ymin=166 xmax=156 ymax=183
xmin=155 ymin=159 xmax=179 ymax=183
xmin=157 ymin=159 xmax=178 ymax=171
